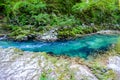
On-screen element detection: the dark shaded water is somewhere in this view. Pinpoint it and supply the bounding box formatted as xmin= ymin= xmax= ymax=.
xmin=0 ymin=34 xmax=119 ymax=58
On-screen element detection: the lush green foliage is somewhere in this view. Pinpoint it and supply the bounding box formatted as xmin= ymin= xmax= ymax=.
xmin=72 ymin=0 xmax=120 ymax=24
xmin=57 ymin=25 xmax=106 ymax=39
xmin=1 ymin=0 xmax=46 ymax=25
xmin=1 ymin=0 xmax=119 ymax=25
xmin=0 ymin=0 xmax=120 ymax=40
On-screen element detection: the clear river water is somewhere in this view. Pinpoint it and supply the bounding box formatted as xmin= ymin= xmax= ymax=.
xmin=0 ymin=34 xmax=119 ymax=59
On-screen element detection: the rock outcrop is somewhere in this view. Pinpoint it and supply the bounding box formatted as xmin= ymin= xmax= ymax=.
xmin=0 ymin=34 xmax=7 ymax=40
xmin=0 ymin=48 xmax=98 ymax=80
xmin=107 ymin=56 xmax=120 ymax=79
xmin=35 ymin=29 xmax=58 ymax=41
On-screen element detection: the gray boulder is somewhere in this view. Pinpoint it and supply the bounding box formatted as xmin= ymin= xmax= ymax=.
xmin=107 ymin=56 xmax=120 ymax=79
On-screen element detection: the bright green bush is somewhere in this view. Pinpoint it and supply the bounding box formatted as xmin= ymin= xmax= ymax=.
xmin=32 ymin=14 xmax=79 ymax=28
xmin=50 ymin=15 xmax=79 ymax=27
xmin=2 ymin=0 xmax=120 ymax=26
xmin=2 ymin=0 xmax=46 ymax=25
xmin=72 ymin=0 xmax=120 ymax=24
xmin=44 ymin=0 xmax=78 ymax=14
xmin=32 ymin=13 xmax=50 ymax=26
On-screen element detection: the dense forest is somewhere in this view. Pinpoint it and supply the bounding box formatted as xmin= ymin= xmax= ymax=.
xmin=0 ymin=0 xmax=120 ymax=41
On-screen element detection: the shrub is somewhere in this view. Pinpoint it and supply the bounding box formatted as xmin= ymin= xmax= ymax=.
xmin=2 ymin=0 xmax=46 ymax=25
xmin=50 ymin=15 xmax=79 ymax=27
xmin=72 ymin=0 xmax=120 ymax=25
xmin=32 ymin=13 xmax=50 ymax=26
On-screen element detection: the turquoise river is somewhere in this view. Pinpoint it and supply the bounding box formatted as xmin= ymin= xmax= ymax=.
xmin=0 ymin=34 xmax=119 ymax=59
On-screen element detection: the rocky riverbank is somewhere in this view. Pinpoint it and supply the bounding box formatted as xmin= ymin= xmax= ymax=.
xmin=0 ymin=22 xmax=120 ymax=42
xmin=97 ymin=30 xmax=120 ymax=34
xmin=0 ymin=29 xmax=120 ymax=42
xmin=0 ymin=22 xmax=58 ymax=41
xmin=0 ymin=48 xmax=119 ymax=80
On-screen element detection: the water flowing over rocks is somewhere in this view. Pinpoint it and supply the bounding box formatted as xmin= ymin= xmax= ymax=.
xmin=0 ymin=48 xmax=98 ymax=80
